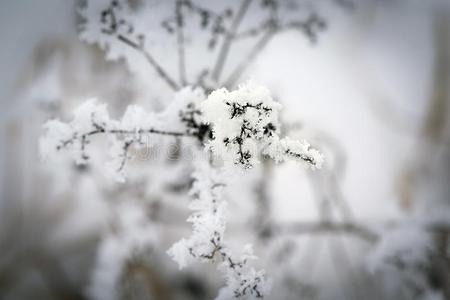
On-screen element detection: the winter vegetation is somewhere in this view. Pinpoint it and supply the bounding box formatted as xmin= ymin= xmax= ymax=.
xmin=1 ymin=1 xmax=450 ymax=300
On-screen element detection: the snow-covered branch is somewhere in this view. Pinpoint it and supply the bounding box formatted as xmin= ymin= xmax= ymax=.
xmin=40 ymin=83 xmax=322 ymax=180
xmin=40 ymin=87 xmax=207 ymax=181
xmin=79 ymin=0 xmax=343 ymax=90
xmin=40 ymin=82 xmax=323 ymax=299
xmin=80 ymin=0 xmax=180 ymax=90
xmin=167 ymin=162 xmax=269 ymax=300
xmin=202 ymin=82 xmax=324 ymax=169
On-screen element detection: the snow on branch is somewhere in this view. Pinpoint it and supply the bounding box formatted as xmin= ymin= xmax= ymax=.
xmin=40 ymin=83 xmax=322 ymax=182
xmin=39 ymin=87 xmax=207 ymax=181
xmin=80 ymin=0 xmax=181 ymax=90
xmin=167 ymin=162 xmax=269 ymax=300
xmin=39 ymin=83 xmax=323 ymax=299
xmin=201 ymin=82 xmax=324 ymax=169
xmin=78 ymin=0 xmax=346 ymax=90
xmin=88 ymin=201 xmax=159 ymax=300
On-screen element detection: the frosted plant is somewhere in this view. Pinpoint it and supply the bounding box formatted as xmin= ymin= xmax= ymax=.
xmin=202 ymin=82 xmax=323 ymax=169
xmin=40 ymin=82 xmax=321 ymax=179
xmin=40 ymin=82 xmax=323 ymax=299
xmin=42 ymin=2 xmax=339 ymax=297
xmin=78 ymin=0 xmax=343 ymax=91
xmin=168 ymin=161 xmax=270 ymax=299
xmin=40 ymin=87 xmax=207 ymax=182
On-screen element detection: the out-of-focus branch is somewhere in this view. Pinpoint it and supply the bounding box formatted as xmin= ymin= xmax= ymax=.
xmin=271 ymin=221 xmax=450 ymax=244
xmin=116 ymin=34 xmax=180 ymax=91
xmin=225 ymin=28 xmax=275 ymax=87
xmin=100 ymin=2 xmax=180 ymax=90
xmin=272 ymin=221 xmax=379 ymax=243
xmin=253 ymin=160 xmax=273 ymax=239
xmin=175 ymin=0 xmax=187 ymax=86
xmin=422 ymin=9 xmax=450 ymax=143
xmin=54 ymin=121 xmax=195 ymax=173
xmin=212 ymin=0 xmax=252 ymax=82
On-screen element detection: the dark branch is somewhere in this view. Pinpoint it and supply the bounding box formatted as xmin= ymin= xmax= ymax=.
xmin=285 ymin=149 xmax=317 ymax=167
xmin=54 ymin=120 xmax=196 ymax=173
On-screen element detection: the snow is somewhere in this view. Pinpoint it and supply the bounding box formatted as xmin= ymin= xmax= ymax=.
xmin=167 ymin=161 xmax=269 ymax=299
xmin=201 ymin=81 xmax=323 ymax=169
xmin=40 ymin=87 xmax=206 ymax=181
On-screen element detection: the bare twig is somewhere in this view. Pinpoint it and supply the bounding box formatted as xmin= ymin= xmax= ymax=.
xmin=272 ymin=221 xmax=379 ymax=243
xmin=175 ymin=0 xmax=187 ymax=86
xmin=211 ymin=0 xmax=252 ymax=83
xmin=56 ymin=121 xmax=195 ymax=168
xmin=100 ymin=3 xmax=180 ymax=90
xmin=224 ymin=28 xmax=275 ymax=87
xmin=116 ymin=34 xmax=180 ymax=91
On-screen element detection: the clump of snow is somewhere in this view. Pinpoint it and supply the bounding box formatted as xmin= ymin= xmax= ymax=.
xmin=201 ymin=81 xmax=324 ymax=169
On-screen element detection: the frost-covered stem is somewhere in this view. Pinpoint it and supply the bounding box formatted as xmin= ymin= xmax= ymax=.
xmin=212 ymin=0 xmax=252 ymax=82
xmin=117 ymin=139 xmax=133 ymax=172
xmin=57 ymin=124 xmax=193 ymax=151
xmin=186 ymin=180 xmax=265 ymax=298
xmin=100 ymin=2 xmax=179 ymax=90
xmin=56 ymin=121 xmax=194 ymax=166
xmin=283 ymin=148 xmax=321 ymax=167
xmin=216 ymin=251 xmax=265 ymax=298
xmin=191 ymin=234 xmax=266 ymax=298
xmin=175 ymin=0 xmax=187 ymax=86
xmin=236 ymin=12 xmax=327 ymax=41
xmin=273 ymin=221 xmax=450 ymax=244
xmin=202 ymin=83 xmax=324 ymax=169
xmin=167 ymin=161 xmax=268 ymax=299
xmin=108 ymin=128 xmax=191 ymax=137
xmin=224 ymin=29 xmax=275 ymax=88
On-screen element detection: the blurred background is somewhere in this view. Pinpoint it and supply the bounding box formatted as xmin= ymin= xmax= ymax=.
xmin=0 ymin=0 xmax=449 ymax=299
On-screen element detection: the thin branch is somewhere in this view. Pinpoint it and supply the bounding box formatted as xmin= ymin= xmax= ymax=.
xmin=100 ymin=3 xmax=180 ymax=91
xmin=56 ymin=125 xmax=195 ymax=161
xmin=117 ymin=139 xmax=133 ymax=172
xmin=116 ymin=34 xmax=180 ymax=91
xmin=175 ymin=0 xmax=187 ymax=86
xmin=272 ymin=221 xmax=379 ymax=243
xmin=224 ymin=28 xmax=275 ymax=88
xmin=108 ymin=127 xmax=192 ymax=137
xmin=224 ymin=12 xmax=326 ymax=87
xmin=211 ymin=0 xmax=252 ymax=82
xmin=273 ymin=221 xmax=450 ymax=245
